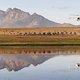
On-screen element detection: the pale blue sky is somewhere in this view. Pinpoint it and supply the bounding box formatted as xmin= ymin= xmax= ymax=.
xmin=0 ymin=0 xmax=80 ymax=24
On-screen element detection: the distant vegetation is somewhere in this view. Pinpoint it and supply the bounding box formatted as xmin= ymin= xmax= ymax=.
xmin=0 ymin=27 xmax=80 ymax=45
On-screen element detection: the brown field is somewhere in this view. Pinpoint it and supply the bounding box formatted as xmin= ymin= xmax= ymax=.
xmin=0 ymin=27 xmax=80 ymax=36
xmin=0 ymin=27 xmax=80 ymax=45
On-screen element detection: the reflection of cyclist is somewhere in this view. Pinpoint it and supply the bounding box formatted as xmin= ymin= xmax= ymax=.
xmin=75 ymin=63 xmax=80 ymax=67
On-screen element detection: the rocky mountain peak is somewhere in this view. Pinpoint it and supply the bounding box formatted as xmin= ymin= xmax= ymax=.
xmin=0 ymin=10 xmax=5 ymax=15
xmin=7 ymin=8 xmax=13 ymax=12
xmin=0 ymin=8 xmax=74 ymax=28
xmin=5 ymin=8 xmax=31 ymax=21
xmin=32 ymin=13 xmax=38 ymax=16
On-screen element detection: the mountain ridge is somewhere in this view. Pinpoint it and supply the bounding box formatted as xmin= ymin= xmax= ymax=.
xmin=0 ymin=8 xmax=74 ymax=28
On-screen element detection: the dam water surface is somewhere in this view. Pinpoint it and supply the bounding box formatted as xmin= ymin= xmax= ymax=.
xmin=0 ymin=46 xmax=80 ymax=80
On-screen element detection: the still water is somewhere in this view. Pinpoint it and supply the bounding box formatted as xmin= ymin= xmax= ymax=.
xmin=0 ymin=46 xmax=80 ymax=80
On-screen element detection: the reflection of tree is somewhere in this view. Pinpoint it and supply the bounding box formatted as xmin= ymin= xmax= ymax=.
xmin=0 ymin=47 xmax=79 ymax=55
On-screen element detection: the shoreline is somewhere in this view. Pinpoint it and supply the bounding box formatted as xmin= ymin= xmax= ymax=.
xmin=0 ymin=43 xmax=80 ymax=46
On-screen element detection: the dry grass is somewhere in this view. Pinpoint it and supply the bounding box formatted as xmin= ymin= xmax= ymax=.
xmin=0 ymin=27 xmax=80 ymax=45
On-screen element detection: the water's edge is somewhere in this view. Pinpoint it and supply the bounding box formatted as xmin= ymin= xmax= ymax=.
xmin=0 ymin=44 xmax=80 ymax=46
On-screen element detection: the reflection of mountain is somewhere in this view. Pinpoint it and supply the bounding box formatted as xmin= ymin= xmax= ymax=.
xmin=0 ymin=46 xmax=80 ymax=71
xmin=0 ymin=54 xmax=53 ymax=71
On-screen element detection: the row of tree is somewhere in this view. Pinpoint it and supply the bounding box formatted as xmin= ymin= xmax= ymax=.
xmin=17 ymin=31 xmax=78 ymax=36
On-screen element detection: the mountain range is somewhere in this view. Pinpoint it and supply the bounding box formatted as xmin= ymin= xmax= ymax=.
xmin=0 ymin=8 xmax=74 ymax=28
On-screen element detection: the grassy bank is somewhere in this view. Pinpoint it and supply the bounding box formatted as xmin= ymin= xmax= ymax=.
xmin=0 ymin=35 xmax=80 ymax=45
xmin=0 ymin=27 xmax=80 ymax=46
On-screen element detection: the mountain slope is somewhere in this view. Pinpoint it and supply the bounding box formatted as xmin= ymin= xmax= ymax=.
xmin=0 ymin=8 xmax=73 ymax=28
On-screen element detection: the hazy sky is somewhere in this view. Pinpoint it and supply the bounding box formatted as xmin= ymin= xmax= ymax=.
xmin=0 ymin=0 xmax=80 ymax=25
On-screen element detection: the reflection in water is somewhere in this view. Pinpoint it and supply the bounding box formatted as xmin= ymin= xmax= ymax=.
xmin=0 ymin=46 xmax=80 ymax=80
xmin=0 ymin=54 xmax=53 ymax=71
xmin=0 ymin=46 xmax=80 ymax=71
xmin=76 ymin=63 xmax=80 ymax=67
xmin=0 ymin=46 xmax=80 ymax=55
